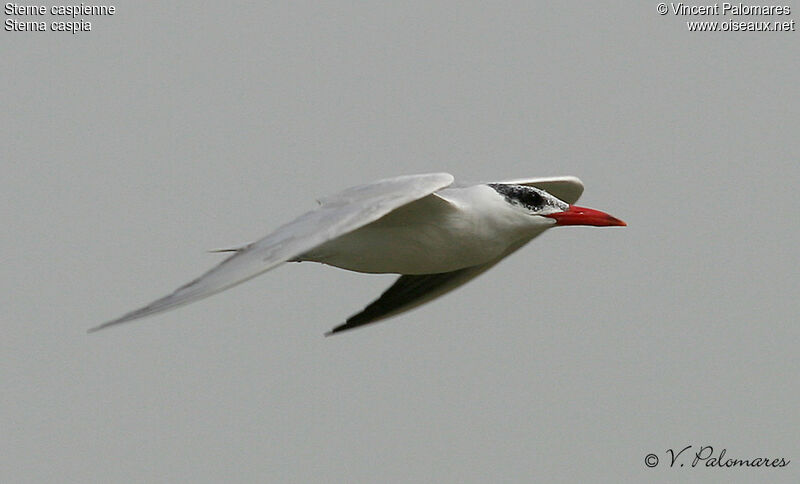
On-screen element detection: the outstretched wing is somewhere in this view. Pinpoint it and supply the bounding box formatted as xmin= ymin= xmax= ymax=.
xmin=326 ymin=264 xmax=496 ymax=335
xmin=492 ymin=176 xmax=584 ymax=204
xmin=90 ymin=173 xmax=455 ymax=332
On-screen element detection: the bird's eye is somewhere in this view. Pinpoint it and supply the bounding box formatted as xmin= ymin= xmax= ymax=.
xmin=525 ymin=190 xmax=543 ymax=208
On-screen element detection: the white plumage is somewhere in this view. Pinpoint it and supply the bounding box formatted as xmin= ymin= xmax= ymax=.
xmin=90 ymin=173 xmax=623 ymax=335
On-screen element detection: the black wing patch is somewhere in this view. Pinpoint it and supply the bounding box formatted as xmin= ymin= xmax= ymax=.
xmin=326 ymin=266 xmax=485 ymax=336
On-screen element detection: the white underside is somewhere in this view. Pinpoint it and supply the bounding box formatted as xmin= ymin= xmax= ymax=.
xmin=300 ymin=185 xmax=553 ymax=274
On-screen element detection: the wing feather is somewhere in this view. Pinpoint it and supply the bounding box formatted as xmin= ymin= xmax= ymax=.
xmin=326 ymin=264 xmax=495 ymax=335
xmin=90 ymin=173 xmax=454 ymax=332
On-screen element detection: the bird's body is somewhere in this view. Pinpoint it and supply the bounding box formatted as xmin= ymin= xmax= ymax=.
xmin=300 ymin=185 xmax=550 ymax=274
xmin=90 ymin=173 xmax=625 ymax=335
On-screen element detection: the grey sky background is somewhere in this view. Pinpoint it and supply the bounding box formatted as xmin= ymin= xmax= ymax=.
xmin=3 ymin=2 xmax=798 ymax=482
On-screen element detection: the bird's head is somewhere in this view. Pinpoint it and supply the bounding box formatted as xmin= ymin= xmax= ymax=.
xmin=488 ymin=184 xmax=626 ymax=228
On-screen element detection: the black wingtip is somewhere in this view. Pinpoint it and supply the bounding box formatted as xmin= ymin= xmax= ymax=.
xmin=324 ymin=323 xmax=349 ymax=337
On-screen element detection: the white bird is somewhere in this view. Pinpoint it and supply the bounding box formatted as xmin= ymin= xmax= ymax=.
xmin=90 ymin=173 xmax=625 ymax=335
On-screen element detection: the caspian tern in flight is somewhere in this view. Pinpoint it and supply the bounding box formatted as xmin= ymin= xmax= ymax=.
xmin=90 ymin=173 xmax=625 ymax=335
